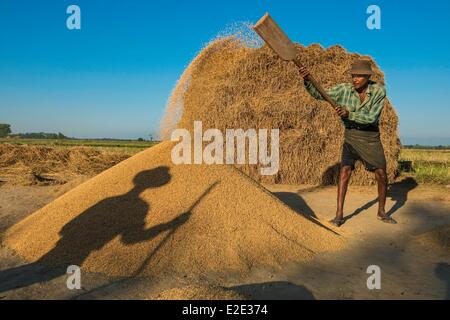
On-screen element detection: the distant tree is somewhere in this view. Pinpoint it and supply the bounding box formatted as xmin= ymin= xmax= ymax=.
xmin=404 ymin=144 xmax=450 ymax=150
xmin=148 ymin=134 xmax=153 ymax=142
xmin=137 ymin=138 xmax=144 ymax=142
xmin=15 ymin=132 xmax=67 ymax=139
xmin=0 ymin=124 xmax=11 ymax=137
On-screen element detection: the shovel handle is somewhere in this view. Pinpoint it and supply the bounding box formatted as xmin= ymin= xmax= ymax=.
xmin=293 ymin=59 xmax=338 ymax=109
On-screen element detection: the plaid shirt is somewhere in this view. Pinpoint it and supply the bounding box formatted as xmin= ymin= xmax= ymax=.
xmin=304 ymin=80 xmax=386 ymax=126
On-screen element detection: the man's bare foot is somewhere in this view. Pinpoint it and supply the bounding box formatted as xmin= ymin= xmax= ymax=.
xmin=329 ymin=216 xmax=345 ymax=227
xmin=377 ymin=212 xmax=397 ymax=224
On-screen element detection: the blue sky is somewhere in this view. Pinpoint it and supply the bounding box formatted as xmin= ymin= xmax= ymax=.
xmin=0 ymin=0 xmax=449 ymax=144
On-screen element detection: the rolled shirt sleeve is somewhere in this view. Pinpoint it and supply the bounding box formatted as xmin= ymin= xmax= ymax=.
xmin=304 ymin=80 xmax=344 ymax=103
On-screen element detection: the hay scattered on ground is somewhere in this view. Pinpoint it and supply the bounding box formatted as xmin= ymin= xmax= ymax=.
xmin=415 ymin=226 xmax=450 ymax=255
xmin=161 ymin=34 xmax=400 ymax=186
xmin=4 ymin=141 xmax=344 ymax=280
xmin=0 ymin=144 xmax=129 ymax=185
xmin=149 ymin=284 xmax=248 ymax=300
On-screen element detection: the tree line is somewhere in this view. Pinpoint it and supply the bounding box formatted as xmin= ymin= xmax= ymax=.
xmin=403 ymin=144 xmax=450 ymax=150
xmin=0 ymin=123 xmax=154 ymax=141
xmin=0 ymin=123 xmax=68 ymax=139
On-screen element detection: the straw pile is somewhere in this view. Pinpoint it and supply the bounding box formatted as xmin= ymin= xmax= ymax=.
xmin=161 ymin=36 xmax=401 ymax=185
xmin=4 ymin=141 xmax=344 ymax=279
xmin=0 ymin=143 xmax=128 ymax=185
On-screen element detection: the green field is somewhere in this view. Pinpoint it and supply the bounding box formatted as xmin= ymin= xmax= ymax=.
xmin=399 ymin=149 xmax=450 ymax=184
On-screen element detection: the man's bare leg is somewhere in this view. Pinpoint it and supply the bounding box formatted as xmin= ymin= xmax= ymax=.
xmin=374 ymin=168 xmax=397 ymax=224
xmin=332 ymin=166 xmax=353 ymax=226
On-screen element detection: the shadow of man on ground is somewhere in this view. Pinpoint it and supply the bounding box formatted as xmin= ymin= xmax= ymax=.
xmin=273 ymin=192 xmax=339 ymax=235
xmin=0 ymin=166 xmax=209 ymax=294
xmin=343 ymin=177 xmax=418 ymax=224
xmin=386 ymin=177 xmax=418 ymax=217
xmin=231 ymin=281 xmax=315 ymax=300
xmin=71 ymin=181 xmax=220 ymax=299
xmin=343 ymin=198 xmax=379 ymax=223
xmin=273 ymin=192 xmax=317 ymax=219
xmin=435 ymin=263 xmax=450 ymax=299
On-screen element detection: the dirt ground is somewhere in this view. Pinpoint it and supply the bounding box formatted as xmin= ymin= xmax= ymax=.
xmin=0 ymin=176 xmax=449 ymax=300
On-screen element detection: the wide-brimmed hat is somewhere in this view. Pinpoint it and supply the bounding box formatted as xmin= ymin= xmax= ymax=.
xmin=349 ymin=59 xmax=375 ymax=75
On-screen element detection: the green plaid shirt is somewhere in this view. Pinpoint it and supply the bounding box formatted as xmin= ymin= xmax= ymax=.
xmin=304 ymin=80 xmax=386 ymax=126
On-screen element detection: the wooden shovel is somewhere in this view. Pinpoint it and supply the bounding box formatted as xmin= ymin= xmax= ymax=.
xmin=253 ymin=13 xmax=338 ymax=109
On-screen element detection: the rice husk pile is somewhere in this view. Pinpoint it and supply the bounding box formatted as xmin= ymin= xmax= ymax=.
xmin=0 ymin=143 xmax=128 ymax=185
xmin=415 ymin=226 xmax=450 ymax=255
xmin=161 ymin=36 xmax=401 ymax=185
xmin=149 ymin=284 xmax=248 ymax=300
xmin=3 ymin=141 xmax=344 ymax=280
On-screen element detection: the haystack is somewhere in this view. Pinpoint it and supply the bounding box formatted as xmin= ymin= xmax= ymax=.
xmin=0 ymin=143 xmax=128 ymax=185
xmin=3 ymin=141 xmax=343 ymax=280
xmin=161 ymin=36 xmax=401 ymax=185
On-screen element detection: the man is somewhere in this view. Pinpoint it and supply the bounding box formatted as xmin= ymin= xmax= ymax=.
xmin=299 ymin=59 xmax=396 ymax=227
